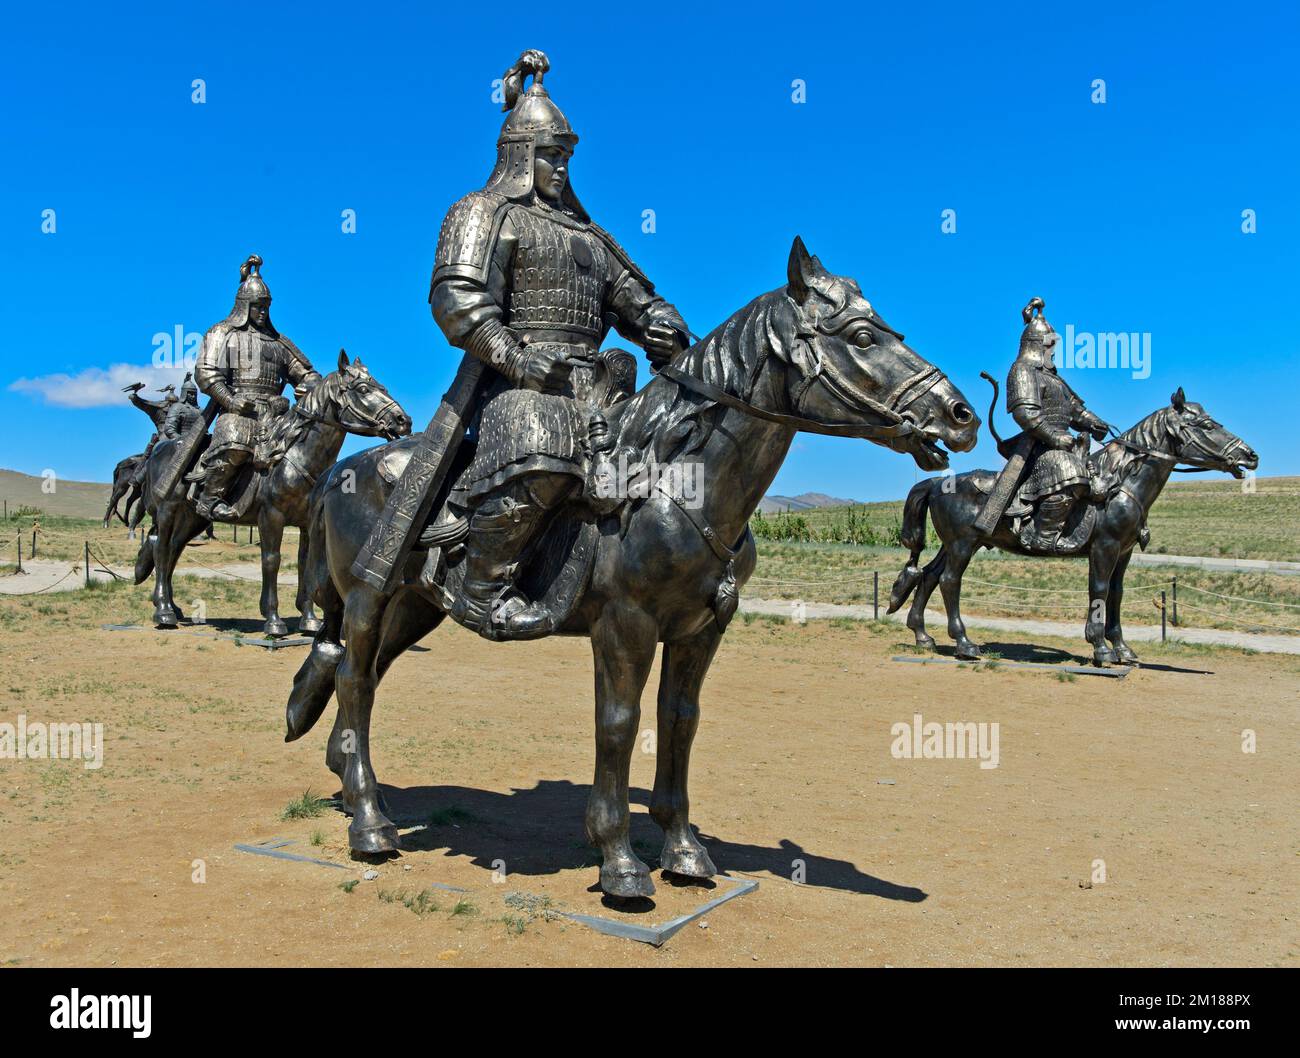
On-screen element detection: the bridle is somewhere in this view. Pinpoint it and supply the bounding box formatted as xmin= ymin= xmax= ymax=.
xmin=1105 ymin=414 xmax=1244 ymax=475
xmin=293 ymin=373 xmax=403 ymax=438
xmin=656 ymin=311 xmax=942 ymax=442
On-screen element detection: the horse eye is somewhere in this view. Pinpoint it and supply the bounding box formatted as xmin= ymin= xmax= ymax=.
xmin=853 ymin=330 xmax=874 ymax=349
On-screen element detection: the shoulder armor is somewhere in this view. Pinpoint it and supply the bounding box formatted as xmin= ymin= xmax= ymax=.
xmin=1005 ymin=360 xmax=1041 ymax=410
xmin=431 ymin=191 xmax=511 ymax=291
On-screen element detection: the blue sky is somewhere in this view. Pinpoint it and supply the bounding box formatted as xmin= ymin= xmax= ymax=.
xmin=2 ymin=1 xmax=1296 ymax=501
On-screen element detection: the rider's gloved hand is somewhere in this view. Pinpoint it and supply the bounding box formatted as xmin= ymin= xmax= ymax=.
xmin=643 ymin=323 xmax=686 ymax=368
xmin=519 ymin=345 xmax=578 ymax=393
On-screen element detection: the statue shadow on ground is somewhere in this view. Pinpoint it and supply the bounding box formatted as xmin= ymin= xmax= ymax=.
xmin=926 ymin=639 xmax=1214 ymax=675
xmin=336 ymin=778 xmax=927 ymax=908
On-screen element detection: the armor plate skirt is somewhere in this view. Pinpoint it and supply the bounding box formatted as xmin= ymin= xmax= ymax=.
xmin=1020 ymin=445 xmax=1089 ymax=501
xmin=452 ymin=387 xmax=586 ymax=503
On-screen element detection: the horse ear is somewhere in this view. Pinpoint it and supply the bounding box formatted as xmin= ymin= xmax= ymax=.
xmin=787 ymin=235 xmax=822 ymax=304
xmin=337 ymin=348 xmax=349 ymax=371
xmin=1171 ymin=386 xmax=1185 ymax=410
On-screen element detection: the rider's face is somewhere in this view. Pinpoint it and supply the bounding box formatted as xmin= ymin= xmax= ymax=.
xmin=533 ymin=146 xmax=571 ymax=202
xmin=248 ymin=299 xmax=271 ymax=329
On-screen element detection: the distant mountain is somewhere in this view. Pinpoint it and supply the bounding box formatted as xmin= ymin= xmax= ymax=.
xmin=758 ymin=492 xmax=860 ymax=514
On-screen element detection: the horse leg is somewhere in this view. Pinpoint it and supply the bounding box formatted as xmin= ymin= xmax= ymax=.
xmin=152 ymin=512 xmax=179 ymax=628
xmin=651 ymin=624 xmax=721 ymax=880
xmin=1105 ymin=547 xmax=1139 ymax=664
xmin=939 ymin=539 xmax=980 ymax=659
xmin=336 ymin=588 xmax=399 ymax=854
xmin=295 ymin=529 xmax=323 ymax=634
xmin=1086 ymin=539 xmax=1122 ymax=666
xmin=258 ymin=508 xmax=289 ymax=637
xmin=906 ymin=548 xmax=946 ymax=649
xmin=587 ymin=604 xmax=658 ymax=899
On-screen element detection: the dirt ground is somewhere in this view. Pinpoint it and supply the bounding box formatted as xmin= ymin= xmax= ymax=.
xmin=0 ymin=581 xmax=1295 ymax=967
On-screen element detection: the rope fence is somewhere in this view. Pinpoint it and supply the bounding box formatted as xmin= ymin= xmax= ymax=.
xmin=5 ymin=524 xmax=1299 ymax=641
xmin=747 ymin=564 xmax=1300 ymax=641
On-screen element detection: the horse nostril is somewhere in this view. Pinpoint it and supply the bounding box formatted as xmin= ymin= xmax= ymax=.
xmin=949 ymin=401 xmax=974 ymax=425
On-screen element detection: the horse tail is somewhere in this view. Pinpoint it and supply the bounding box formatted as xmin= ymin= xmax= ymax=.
xmin=285 ymin=483 xmax=342 ymax=742
xmin=887 ymin=479 xmax=933 ymax=614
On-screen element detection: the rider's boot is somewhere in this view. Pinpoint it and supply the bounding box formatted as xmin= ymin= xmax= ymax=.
xmin=195 ymin=456 xmax=240 ymax=521
xmin=452 ymin=476 xmax=569 ymax=640
xmin=1020 ymin=492 xmax=1072 ymax=552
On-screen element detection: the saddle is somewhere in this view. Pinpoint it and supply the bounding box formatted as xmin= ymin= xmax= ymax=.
xmin=373 ymin=347 xmax=638 ymax=639
xmin=973 ymin=443 xmax=1139 ymax=556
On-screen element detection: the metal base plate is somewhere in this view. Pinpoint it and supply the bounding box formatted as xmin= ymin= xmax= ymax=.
xmin=558 ymin=874 xmax=759 ymax=946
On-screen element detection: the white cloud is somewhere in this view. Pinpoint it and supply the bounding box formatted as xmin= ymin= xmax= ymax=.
xmin=9 ymin=363 xmax=192 ymax=409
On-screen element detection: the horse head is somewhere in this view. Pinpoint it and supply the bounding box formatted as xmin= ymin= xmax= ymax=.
xmin=781 ymin=237 xmax=979 ymax=469
xmin=1162 ymin=387 xmax=1258 ymax=478
xmin=305 ymin=350 xmax=412 ymax=441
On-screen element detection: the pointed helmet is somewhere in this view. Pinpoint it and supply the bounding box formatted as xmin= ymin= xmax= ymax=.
xmin=222 ymin=254 xmax=278 ymax=333
xmin=482 ymin=50 xmax=587 ymax=219
xmin=1017 ymin=296 xmax=1058 ymax=366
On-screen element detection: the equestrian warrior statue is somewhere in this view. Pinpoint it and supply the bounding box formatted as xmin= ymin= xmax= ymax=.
xmin=190 ymin=255 xmax=321 ymax=519
xmin=161 ymin=373 xmax=201 ymax=439
xmin=361 ymin=50 xmax=691 ymax=637
xmin=992 ymin=297 xmax=1109 ymax=550
xmin=122 ymin=381 xmax=174 ymax=489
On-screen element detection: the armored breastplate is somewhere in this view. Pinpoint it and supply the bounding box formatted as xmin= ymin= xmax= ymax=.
xmin=228 ymin=331 xmax=290 ymax=397
xmin=506 ymin=208 xmax=610 ymax=339
xmin=1035 ymin=371 xmax=1074 ymax=431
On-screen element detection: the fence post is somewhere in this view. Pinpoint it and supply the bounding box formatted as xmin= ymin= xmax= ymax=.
xmin=16 ymin=534 xmax=21 ymax=573
xmin=85 ymin=540 xmax=90 ymax=588
xmin=873 ymin=571 xmax=879 ymax=620
xmin=1171 ymin=576 xmax=1178 ymax=627
xmin=1160 ymin=590 xmax=1167 ymax=643
xmin=232 ymin=524 xmax=237 ymax=543
xmin=31 ymin=529 xmax=37 ymax=559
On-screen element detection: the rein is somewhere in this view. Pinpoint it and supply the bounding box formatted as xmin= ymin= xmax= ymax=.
xmin=656 ymin=362 xmax=923 ymax=441
xmin=1105 ymin=431 xmax=1217 ymax=474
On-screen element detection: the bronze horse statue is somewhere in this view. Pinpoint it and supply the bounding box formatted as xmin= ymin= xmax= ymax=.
xmin=283 ymin=239 xmax=981 ymax=899
xmin=104 ymin=454 xmax=145 ymax=528
xmin=888 ymin=386 xmax=1258 ymax=665
xmin=133 ymin=352 xmax=411 ymax=636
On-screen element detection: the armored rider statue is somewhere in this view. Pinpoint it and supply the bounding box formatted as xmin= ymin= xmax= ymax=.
xmin=162 ymin=372 xmax=202 ymax=440
xmin=189 ymin=255 xmax=321 ymax=520
xmin=428 ymin=50 xmax=692 ymax=637
xmin=123 ymin=382 xmax=175 ymax=489
xmin=1006 ymin=297 xmax=1109 ymax=551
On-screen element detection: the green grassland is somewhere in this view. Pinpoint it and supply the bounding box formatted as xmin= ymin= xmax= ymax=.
xmin=4 ymin=474 xmax=1297 ymax=636
xmin=753 ymin=474 xmax=1299 ymax=562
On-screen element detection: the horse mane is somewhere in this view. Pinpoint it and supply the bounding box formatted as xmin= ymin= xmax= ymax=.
xmin=1095 ymin=406 xmax=1170 ymax=481
xmin=616 ymin=288 xmax=794 ymax=463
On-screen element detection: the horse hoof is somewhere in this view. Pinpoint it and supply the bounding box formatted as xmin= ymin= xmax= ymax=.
xmin=298 ymin=615 xmax=323 ymax=634
xmin=1113 ymin=646 xmax=1139 ymax=665
xmin=955 ymin=641 xmax=982 ymax=661
xmin=660 ymin=842 xmax=717 ymax=880
xmin=914 ymin=633 xmax=936 ymax=650
xmin=348 ymin=821 xmax=400 ymax=855
xmin=264 ymin=617 xmax=290 ymax=638
xmin=1092 ymin=648 xmax=1117 ymax=667
xmin=601 ymin=862 xmax=656 ymax=899
xmin=155 ymin=608 xmax=178 ymax=629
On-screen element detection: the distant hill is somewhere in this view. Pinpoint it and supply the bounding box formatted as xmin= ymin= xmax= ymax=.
xmin=758 ymin=492 xmax=860 ymax=514
xmin=0 ymin=468 xmax=110 ymax=520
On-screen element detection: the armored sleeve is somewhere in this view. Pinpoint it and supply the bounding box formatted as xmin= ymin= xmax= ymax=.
xmin=430 ymin=207 xmax=530 ymax=384
xmin=194 ymin=329 xmax=239 ymax=411
xmin=279 ymin=337 xmax=322 ymax=397
xmin=595 ymin=224 xmax=690 ymax=347
xmin=161 ymin=403 xmax=188 ymax=439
